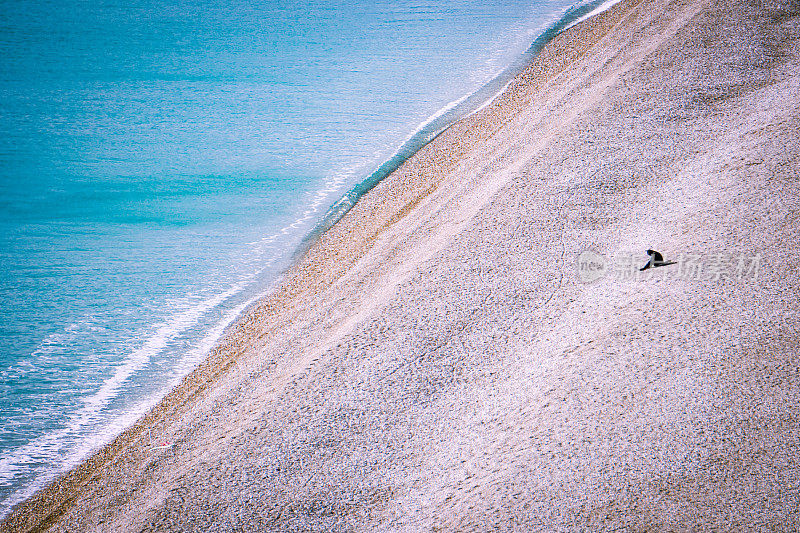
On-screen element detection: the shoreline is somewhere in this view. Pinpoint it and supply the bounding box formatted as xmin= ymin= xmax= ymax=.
xmin=5 ymin=0 xmax=800 ymax=528
xmin=0 ymin=1 xmax=596 ymax=519
xmin=1 ymin=2 xmax=641 ymax=527
xmin=0 ymin=1 xmax=623 ymax=518
xmin=298 ymin=0 xmax=631 ymax=252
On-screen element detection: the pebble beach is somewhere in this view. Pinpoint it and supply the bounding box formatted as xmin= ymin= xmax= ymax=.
xmin=4 ymin=0 xmax=800 ymax=529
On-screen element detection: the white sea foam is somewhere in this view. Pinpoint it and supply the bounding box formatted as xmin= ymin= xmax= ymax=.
xmin=0 ymin=0 xmax=630 ymax=519
xmin=0 ymin=131 xmax=372 ymax=521
xmin=0 ymin=128 xmax=369 ymax=518
xmin=403 ymin=93 xmax=473 ymax=143
xmin=468 ymin=0 xmax=624 ymax=119
xmin=562 ymin=0 xmax=626 ymax=31
xmin=0 ymin=281 xmax=253 ymax=517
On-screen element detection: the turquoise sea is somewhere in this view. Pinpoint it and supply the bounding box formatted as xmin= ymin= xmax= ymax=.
xmin=0 ymin=0 xmax=617 ymax=516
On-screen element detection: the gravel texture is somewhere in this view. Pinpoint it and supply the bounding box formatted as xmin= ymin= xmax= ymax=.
xmin=4 ymin=0 xmax=800 ymax=529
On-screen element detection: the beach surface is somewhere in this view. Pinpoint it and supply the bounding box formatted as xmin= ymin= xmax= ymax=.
xmin=4 ymin=0 xmax=800 ymax=529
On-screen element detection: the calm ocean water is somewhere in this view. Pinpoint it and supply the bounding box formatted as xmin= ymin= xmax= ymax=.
xmin=0 ymin=0 xmax=615 ymax=516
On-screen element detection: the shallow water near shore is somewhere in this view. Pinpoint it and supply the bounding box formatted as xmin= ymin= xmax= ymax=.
xmin=0 ymin=0 xmax=611 ymax=516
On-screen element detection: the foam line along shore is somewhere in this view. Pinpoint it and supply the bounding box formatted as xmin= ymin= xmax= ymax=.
xmin=0 ymin=0 xmax=586 ymax=516
xmin=6 ymin=0 xmax=800 ymax=528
